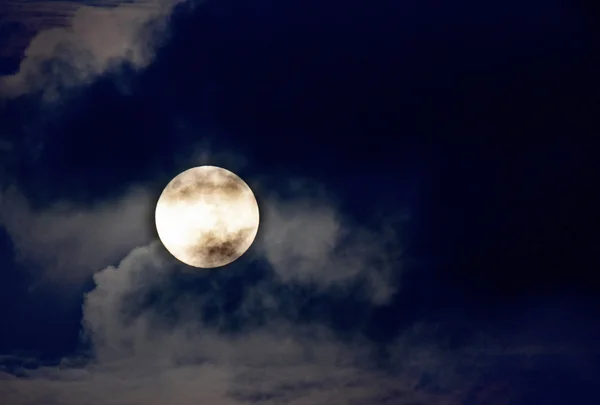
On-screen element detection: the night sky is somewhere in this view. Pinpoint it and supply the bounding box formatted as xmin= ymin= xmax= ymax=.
xmin=0 ymin=0 xmax=599 ymax=404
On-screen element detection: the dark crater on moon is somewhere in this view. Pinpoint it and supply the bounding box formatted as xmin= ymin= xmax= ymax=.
xmin=166 ymin=169 xmax=246 ymax=201
xmin=188 ymin=227 xmax=255 ymax=267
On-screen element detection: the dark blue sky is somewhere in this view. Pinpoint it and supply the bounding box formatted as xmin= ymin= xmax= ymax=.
xmin=0 ymin=0 xmax=599 ymax=403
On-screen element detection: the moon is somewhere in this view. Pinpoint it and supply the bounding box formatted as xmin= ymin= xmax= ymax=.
xmin=155 ymin=166 xmax=260 ymax=268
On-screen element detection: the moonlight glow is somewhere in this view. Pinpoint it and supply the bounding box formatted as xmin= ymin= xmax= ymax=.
xmin=155 ymin=166 xmax=260 ymax=268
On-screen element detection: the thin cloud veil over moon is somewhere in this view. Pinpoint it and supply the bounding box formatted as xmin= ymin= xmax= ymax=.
xmin=155 ymin=165 xmax=260 ymax=268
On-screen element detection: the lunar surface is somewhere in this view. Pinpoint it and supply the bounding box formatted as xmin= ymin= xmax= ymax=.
xmin=155 ymin=166 xmax=260 ymax=268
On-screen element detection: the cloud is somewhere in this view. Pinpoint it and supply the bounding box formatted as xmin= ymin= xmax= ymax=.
xmin=259 ymin=192 xmax=401 ymax=304
xmin=0 ymin=186 xmax=155 ymax=283
xmin=0 ymin=241 xmax=446 ymax=405
xmin=0 ymin=0 xmax=184 ymax=100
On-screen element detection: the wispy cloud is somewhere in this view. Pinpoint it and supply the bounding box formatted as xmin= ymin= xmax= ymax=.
xmin=259 ymin=193 xmax=400 ymax=304
xmin=0 ymin=186 xmax=156 ymax=283
xmin=0 ymin=0 xmax=184 ymax=100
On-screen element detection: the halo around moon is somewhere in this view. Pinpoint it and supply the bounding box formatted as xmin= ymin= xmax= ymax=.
xmin=155 ymin=165 xmax=260 ymax=268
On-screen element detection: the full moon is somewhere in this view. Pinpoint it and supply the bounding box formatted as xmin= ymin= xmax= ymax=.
xmin=155 ymin=166 xmax=260 ymax=268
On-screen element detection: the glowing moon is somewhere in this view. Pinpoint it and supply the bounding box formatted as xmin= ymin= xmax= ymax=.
xmin=155 ymin=166 xmax=260 ymax=268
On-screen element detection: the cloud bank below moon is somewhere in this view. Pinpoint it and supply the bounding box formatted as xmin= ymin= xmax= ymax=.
xmin=0 ymin=240 xmax=590 ymax=405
